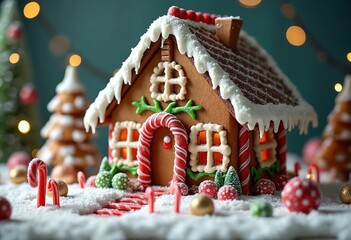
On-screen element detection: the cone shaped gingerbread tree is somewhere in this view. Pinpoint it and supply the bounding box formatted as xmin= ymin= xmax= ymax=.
xmin=0 ymin=0 xmax=41 ymax=162
xmin=37 ymin=65 xmax=100 ymax=176
xmin=314 ymin=75 xmax=351 ymax=181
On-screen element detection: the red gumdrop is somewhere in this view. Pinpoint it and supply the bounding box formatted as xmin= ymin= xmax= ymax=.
xmin=302 ymin=138 xmax=323 ymax=165
xmin=272 ymin=175 xmax=289 ymax=191
xmin=168 ymin=6 xmax=180 ymax=17
xmin=0 ymin=197 xmax=12 ymax=220
xmin=210 ymin=14 xmax=217 ymax=24
xmin=203 ymin=13 xmax=211 ymax=24
xmin=7 ymin=151 xmax=31 ymax=170
xmin=179 ymin=9 xmax=187 ymax=19
xmin=196 ymin=12 xmax=204 ymax=23
xmin=199 ymin=180 xmax=218 ymax=198
xmin=217 ymin=185 xmax=238 ymax=201
xmin=86 ymin=175 xmax=96 ymax=188
xmin=254 ymin=178 xmax=276 ymax=195
xmin=281 ymin=177 xmax=321 ymax=214
xmin=187 ymin=10 xmax=196 ymax=21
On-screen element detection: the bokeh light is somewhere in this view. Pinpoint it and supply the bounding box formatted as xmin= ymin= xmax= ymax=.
xmin=23 ymin=2 xmax=40 ymax=19
xmin=286 ymin=26 xmax=306 ymax=46
xmin=18 ymin=120 xmax=31 ymax=134
xmin=69 ymin=54 xmax=82 ymax=67
xmin=9 ymin=53 xmax=20 ymax=64
xmin=334 ymin=83 xmax=343 ymax=92
xmin=50 ymin=35 xmax=71 ymax=56
xmin=238 ymin=0 xmax=262 ymax=8
xmin=347 ymin=52 xmax=351 ymax=62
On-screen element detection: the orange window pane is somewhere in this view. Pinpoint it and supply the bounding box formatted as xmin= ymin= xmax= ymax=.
xmin=197 ymin=131 xmax=206 ymax=144
xmin=119 ymin=129 xmax=128 ymax=141
xmin=260 ymin=149 xmax=271 ymax=161
xmin=213 ymin=133 xmax=220 ymax=146
xmin=121 ymin=147 xmax=127 ymax=159
xmin=133 ymin=130 xmax=139 ymax=141
xmin=259 ymin=131 xmax=269 ymax=144
xmin=132 ymin=148 xmax=138 ymax=160
xmin=213 ymin=152 xmax=223 ymax=165
xmin=198 ymin=152 xmax=207 ymax=165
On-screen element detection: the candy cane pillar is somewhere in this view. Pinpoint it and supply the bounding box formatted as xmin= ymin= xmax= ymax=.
xmin=137 ymin=113 xmax=188 ymax=187
xmin=238 ymin=126 xmax=251 ymax=195
xmin=277 ymin=123 xmax=287 ymax=175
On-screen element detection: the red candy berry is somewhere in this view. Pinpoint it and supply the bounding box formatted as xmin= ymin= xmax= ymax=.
xmin=196 ymin=12 xmax=204 ymax=23
xmin=0 ymin=196 xmax=12 ymax=220
xmin=179 ymin=9 xmax=187 ymax=19
xmin=186 ymin=10 xmax=196 ymax=21
xmin=86 ymin=175 xmax=96 ymax=188
xmin=199 ymin=180 xmax=218 ymax=198
xmin=273 ymin=175 xmax=289 ymax=191
xmin=217 ymin=185 xmax=238 ymax=201
xmin=168 ymin=6 xmax=180 ymax=17
xmin=203 ymin=13 xmax=211 ymax=24
xmin=281 ymin=177 xmax=321 ymax=214
xmin=178 ymin=182 xmax=189 ymax=196
xmin=254 ymin=179 xmax=276 ymax=195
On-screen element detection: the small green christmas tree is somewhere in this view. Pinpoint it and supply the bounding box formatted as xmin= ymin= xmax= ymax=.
xmin=0 ymin=0 xmax=40 ymax=162
xmin=224 ymin=166 xmax=242 ymax=196
xmin=214 ymin=170 xmax=224 ymax=189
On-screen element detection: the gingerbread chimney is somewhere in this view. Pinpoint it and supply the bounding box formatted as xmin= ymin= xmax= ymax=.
xmin=215 ymin=17 xmax=243 ymax=51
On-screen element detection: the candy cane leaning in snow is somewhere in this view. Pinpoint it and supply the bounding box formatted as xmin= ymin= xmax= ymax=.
xmin=145 ymin=187 xmax=155 ymax=214
xmin=77 ymin=171 xmax=85 ymax=189
xmin=27 ymin=158 xmax=48 ymax=207
xmin=47 ymin=179 xmax=60 ymax=207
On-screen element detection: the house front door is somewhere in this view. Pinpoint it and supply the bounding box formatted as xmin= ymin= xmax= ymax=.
xmin=137 ymin=112 xmax=188 ymax=188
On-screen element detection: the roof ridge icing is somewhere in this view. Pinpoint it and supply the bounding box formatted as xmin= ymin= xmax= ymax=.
xmin=84 ymin=15 xmax=317 ymax=135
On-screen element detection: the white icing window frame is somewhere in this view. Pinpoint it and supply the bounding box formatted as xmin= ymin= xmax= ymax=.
xmin=254 ymin=128 xmax=277 ymax=168
xmin=189 ymin=123 xmax=231 ymax=173
xmin=109 ymin=121 xmax=141 ymax=167
xmin=150 ymin=61 xmax=187 ymax=102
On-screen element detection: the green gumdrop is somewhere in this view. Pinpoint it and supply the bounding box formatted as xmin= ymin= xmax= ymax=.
xmin=95 ymin=171 xmax=112 ymax=188
xmin=111 ymin=173 xmax=129 ymax=190
xmin=250 ymin=201 xmax=273 ymax=217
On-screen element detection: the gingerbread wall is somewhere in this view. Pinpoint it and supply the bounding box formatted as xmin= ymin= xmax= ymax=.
xmin=108 ymin=36 xmax=240 ymax=186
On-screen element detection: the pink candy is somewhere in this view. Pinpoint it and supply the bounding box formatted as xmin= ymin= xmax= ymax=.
xmin=199 ymin=180 xmax=218 ymax=198
xmin=254 ymin=179 xmax=276 ymax=195
xmin=217 ymin=185 xmax=238 ymax=201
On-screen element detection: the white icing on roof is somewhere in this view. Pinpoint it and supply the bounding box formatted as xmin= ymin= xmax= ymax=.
xmin=84 ymin=15 xmax=317 ymax=135
xmin=56 ymin=65 xmax=85 ymax=93
xmin=336 ymin=75 xmax=351 ymax=103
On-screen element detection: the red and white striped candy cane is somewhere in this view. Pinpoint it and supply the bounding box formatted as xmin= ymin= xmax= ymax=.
xmin=277 ymin=123 xmax=287 ymax=175
xmin=77 ymin=171 xmax=85 ymax=189
xmin=145 ymin=187 xmax=155 ymax=214
xmin=172 ymin=183 xmax=181 ymax=214
xmin=137 ymin=113 xmax=188 ymax=187
xmin=238 ymin=126 xmax=251 ymax=195
xmin=47 ymin=179 xmax=60 ymax=207
xmin=27 ymin=158 xmax=47 ymax=207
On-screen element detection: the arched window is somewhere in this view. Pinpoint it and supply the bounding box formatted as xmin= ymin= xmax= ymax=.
xmin=254 ymin=129 xmax=277 ymax=168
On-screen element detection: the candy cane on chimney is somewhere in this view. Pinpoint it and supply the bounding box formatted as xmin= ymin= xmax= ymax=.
xmin=238 ymin=126 xmax=251 ymax=195
xmin=27 ymin=158 xmax=47 ymax=207
xmin=277 ymin=123 xmax=287 ymax=175
xmin=47 ymin=179 xmax=60 ymax=207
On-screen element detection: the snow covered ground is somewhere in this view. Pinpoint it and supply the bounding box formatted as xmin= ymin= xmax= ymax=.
xmin=0 ymin=164 xmax=351 ymax=240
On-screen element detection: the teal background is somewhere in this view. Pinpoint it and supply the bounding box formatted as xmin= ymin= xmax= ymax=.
xmin=12 ymin=0 xmax=351 ymax=157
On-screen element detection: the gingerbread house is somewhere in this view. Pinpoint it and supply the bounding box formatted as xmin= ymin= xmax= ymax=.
xmin=84 ymin=7 xmax=317 ymax=194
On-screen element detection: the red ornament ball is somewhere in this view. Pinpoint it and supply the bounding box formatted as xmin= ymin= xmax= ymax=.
xmin=7 ymin=22 xmax=22 ymax=40
xmin=281 ymin=177 xmax=321 ymax=214
xmin=86 ymin=175 xmax=96 ymax=188
xmin=302 ymin=138 xmax=322 ymax=165
xmin=217 ymin=185 xmax=238 ymax=201
xmin=167 ymin=6 xmax=180 ymax=17
xmin=0 ymin=196 xmax=12 ymax=220
xmin=20 ymin=84 xmax=39 ymax=105
xmin=7 ymin=151 xmax=31 ymax=170
xmin=273 ymin=175 xmax=289 ymax=191
xmin=254 ymin=179 xmax=276 ymax=195
xmin=199 ymin=180 xmax=218 ymax=198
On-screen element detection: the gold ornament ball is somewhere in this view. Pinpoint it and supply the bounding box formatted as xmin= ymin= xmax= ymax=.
xmin=339 ymin=183 xmax=351 ymax=204
xmin=8 ymin=166 xmax=27 ymax=184
xmin=190 ymin=195 xmax=215 ymax=216
xmin=46 ymin=179 xmax=68 ymax=197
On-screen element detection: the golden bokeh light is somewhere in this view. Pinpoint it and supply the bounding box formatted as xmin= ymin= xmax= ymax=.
xmin=49 ymin=35 xmax=71 ymax=56
xmin=238 ymin=0 xmax=262 ymax=7
xmin=334 ymin=83 xmax=343 ymax=92
xmin=286 ymin=26 xmax=306 ymax=46
xmin=69 ymin=54 xmax=82 ymax=67
xmin=347 ymin=52 xmax=351 ymax=62
xmin=18 ymin=120 xmax=31 ymax=134
xmin=9 ymin=53 xmax=20 ymax=64
xmin=23 ymin=2 xmax=40 ymax=19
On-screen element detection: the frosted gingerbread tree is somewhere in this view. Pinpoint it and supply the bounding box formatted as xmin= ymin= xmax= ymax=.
xmin=0 ymin=0 xmax=41 ymax=162
xmin=37 ymin=65 xmax=100 ymax=175
xmin=314 ymin=75 xmax=351 ymax=181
